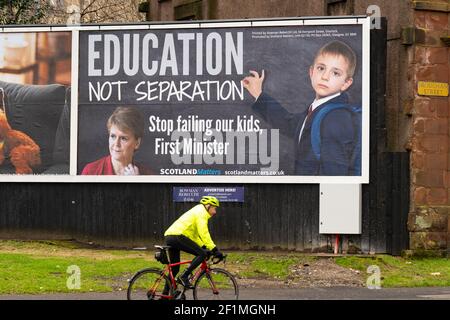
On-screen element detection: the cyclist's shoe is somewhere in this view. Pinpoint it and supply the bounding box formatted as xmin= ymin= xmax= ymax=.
xmin=177 ymin=275 xmax=194 ymax=289
xmin=173 ymin=290 xmax=186 ymax=300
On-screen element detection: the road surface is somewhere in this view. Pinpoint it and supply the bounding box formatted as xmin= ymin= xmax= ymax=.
xmin=1 ymin=286 xmax=450 ymax=300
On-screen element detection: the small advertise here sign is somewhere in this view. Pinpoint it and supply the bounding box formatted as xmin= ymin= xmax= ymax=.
xmin=173 ymin=186 xmax=244 ymax=202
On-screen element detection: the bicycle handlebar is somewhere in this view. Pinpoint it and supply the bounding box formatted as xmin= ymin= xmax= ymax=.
xmin=211 ymin=254 xmax=227 ymax=264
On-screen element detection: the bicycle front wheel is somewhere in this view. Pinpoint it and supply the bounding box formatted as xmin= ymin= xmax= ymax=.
xmin=127 ymin=268 xmax=172 ymax=300
xmin=193 ymin=268 xmax=239 ymax=300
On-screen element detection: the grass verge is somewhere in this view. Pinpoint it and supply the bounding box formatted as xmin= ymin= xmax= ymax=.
xmin=335 ymin=255 xmax=450 ymax=288
xmin=0 ymin=240 xmax=449 ymax=294
xmin=0 ymin=240 xmax=313 ymax=294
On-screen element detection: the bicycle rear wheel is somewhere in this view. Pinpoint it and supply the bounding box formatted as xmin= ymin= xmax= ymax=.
xmin=127 ymin=268 xmax=172 ymax=300
xmin=193 ymin=268 xmax=239 ymax=300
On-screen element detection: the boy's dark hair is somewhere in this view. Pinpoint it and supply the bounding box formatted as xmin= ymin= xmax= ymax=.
xmin=314 ymin=41 xmax=357 ymax=78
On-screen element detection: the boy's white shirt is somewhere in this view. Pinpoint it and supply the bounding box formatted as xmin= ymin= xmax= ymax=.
xmin=310 ymin=92 xmax=341 ymax=112
xmin=298 ymin=92 xmax=341 ymax=143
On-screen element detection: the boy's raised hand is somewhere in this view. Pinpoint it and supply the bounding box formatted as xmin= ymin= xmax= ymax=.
xmin=242 ymin=70 xmax=265 ymax=100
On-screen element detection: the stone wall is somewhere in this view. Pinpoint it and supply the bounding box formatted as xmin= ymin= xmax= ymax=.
xmin=148 ymin=0 xmax=324 ymax=21
xmin=408 ymin=5 xmax=450 ymax=253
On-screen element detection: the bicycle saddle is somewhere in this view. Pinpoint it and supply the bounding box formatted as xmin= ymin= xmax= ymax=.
xmin=154 ymin=245 xmax=171 ymax=250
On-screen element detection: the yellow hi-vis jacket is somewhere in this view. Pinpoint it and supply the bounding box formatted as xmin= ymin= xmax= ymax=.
xmin=164 ymin=204 xmax=216 ymax=250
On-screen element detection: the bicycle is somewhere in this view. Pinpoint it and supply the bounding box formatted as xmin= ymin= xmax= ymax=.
xmin=127 ymin=245 xmax=239 ymax=300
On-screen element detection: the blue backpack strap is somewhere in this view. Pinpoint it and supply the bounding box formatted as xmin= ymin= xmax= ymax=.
xmin=310 ymin=103 xmax=349 ymax=161
xmin=350 ymin=105 xmax=362 ymax=176
xmin=311 ymin=103 xmax=362 ymax=176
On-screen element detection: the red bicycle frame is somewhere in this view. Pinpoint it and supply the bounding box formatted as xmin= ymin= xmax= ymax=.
xmin=161 ymin=259 xmax=217 ymax=298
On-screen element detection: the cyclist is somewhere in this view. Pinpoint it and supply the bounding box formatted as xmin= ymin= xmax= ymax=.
xmin=164 ymin=195 xmax=224 ymax=289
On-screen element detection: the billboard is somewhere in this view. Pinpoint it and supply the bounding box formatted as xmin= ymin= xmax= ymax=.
xmin=0 ymin=17 xmax=370 ymax=183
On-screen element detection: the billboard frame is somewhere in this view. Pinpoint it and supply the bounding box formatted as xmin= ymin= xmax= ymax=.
xmin=0 ymin=16 xmax=370 ymax=183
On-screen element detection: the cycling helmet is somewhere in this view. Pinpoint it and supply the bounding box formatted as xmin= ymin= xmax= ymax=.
xmin=200 ymin=196 xmax=220 ymax=207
